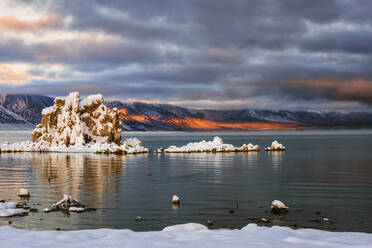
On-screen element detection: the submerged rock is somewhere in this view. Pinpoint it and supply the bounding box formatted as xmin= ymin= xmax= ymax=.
xmin=172 ymin=195 xmax=180 ymax=204
xmin=18 ymin=188 xmax=30 ymax=197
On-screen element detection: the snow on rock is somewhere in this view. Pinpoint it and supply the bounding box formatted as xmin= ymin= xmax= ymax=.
xmin=44 ymin=194 xmax=84 ymax=213
xmin=68 ymin=207 xmax=85 ymax=212
xmin=271 ymin=200 xmax=289 ymax=214
xmin=0 ymin=202 xmax=28 ymax=217
xmin=0 ymin=92 xmax=149 ymax=154
xmin=18 ymin=188 xmax=29 ymax=197
xmin=1 ymin=223 xmax=372 ymax=248
xmin=172 ymin=195 xmax=180 ymax=204
xmin=0 ymin=139 xmax=149 ymax=154
xmin=162 ymin=223 xmax=207 ymax=232
xmin=165 ymin=136 xmax=260 ymax=153
xmin=265 ymin=140 xmax=286 ymax=151
xmin=32 ymin=92 xmax=121 ymax=146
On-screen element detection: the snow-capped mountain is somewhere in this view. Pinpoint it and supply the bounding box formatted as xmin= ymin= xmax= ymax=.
xmin=1 ymin=94 xmax=372 ymax=130
xmin=0 ymin=104 xmax=31 ymax=124
xmin=105 ymin=101 xmax=372 ymax=131
xmin=2 ymin=95 xmax=54 ymax=124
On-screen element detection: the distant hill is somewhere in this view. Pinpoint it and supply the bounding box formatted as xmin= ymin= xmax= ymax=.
xmin=105 ymin=101 xmax=372 ymax=131
xmin=0 ymin=104 xmax=31 ymax=124
xmin=1 ymin=94 xmax=372 ymax=131
xmin=2 ymin=95 xmax=54 ymax=124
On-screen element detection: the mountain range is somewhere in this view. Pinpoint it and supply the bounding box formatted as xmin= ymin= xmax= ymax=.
xmin=1 ymin=94 xmax=372 ymax=131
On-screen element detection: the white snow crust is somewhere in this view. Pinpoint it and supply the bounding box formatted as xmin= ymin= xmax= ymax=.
xmin=68 ymin=207 xmax=85 ymax=212
xmin=0 ymin=202 xmax=27 ymax=217
xmin=165 ymin=136 xmax=260 ymax=153
xmin=78 ymin=94 xmax=103 ymax=109
xmin=1 ymin=223 xmax=372 ymax=248
xmin=0 ymin=138 xmax=149 ymax=154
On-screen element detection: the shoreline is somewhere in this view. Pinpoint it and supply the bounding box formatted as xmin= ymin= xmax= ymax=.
xmin=1 ymin=222 xmax=372 ymax=248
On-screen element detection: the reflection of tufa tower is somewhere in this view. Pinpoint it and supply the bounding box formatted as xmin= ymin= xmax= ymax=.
xmin=32 ymin=92 xmax=122 ymax=147
xmin=31 ymin=153 xmax=123 ymax=205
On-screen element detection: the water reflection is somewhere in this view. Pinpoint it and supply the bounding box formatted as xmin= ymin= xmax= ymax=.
xmin=0 ymin=153 xmax=37 ymax=201
xmin=31 ymin=153 xmax=124 ymax=207
xmin=244 ymin=152 xmax=258 ymax=167
xmin=0 ymin=153 xmax=125 ymax=209
xmin=268 ymin=151 xmax=284 ymax=170
xmin=0 ymin=131 xmax=372 ymax=233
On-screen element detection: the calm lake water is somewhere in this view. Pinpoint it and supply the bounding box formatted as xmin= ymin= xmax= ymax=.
xmin=0 ymin=129 xmax=372 ymax=232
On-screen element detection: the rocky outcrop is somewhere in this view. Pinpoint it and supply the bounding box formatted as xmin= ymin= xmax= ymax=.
xmin=1 ymin=92 xmax=148 ymax=154
xmin=164 ymin=136 xmax=260 ymax=153
xmin=32 ymin=92 xmax=122 ymax=147
xmin=265 ymin=140 xmax=286 ymax=151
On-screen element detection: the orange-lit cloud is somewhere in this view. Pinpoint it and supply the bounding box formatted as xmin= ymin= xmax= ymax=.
xmin=290 ymin=78 xmax=372 ymax=104
xmin=204 ymin=47 xmax=242 ymax=64
xmin=0 ymin=15 xmax=62 ymax=32
xmin=0 ymin=64 xmax=43 ymax=84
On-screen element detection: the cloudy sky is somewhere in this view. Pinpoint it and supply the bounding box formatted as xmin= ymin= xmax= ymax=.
xmin=0 ymin=0 xmax=372 ymax=110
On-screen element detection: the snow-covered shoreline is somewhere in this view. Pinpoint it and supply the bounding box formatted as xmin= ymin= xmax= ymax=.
xmin=1 ymin=223 xmax=371 ymax=248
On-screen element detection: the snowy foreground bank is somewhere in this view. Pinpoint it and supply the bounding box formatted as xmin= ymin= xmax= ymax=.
xmin=1 ymin=223 xmax=371 ymax=248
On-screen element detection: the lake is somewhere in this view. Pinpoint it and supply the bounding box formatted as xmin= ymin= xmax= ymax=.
xmin=0 ymin=129 xmax=372 ymax=232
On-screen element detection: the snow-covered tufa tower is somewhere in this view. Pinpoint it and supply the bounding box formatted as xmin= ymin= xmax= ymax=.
xmin=32 ymin=92 xmax=122 ymax=147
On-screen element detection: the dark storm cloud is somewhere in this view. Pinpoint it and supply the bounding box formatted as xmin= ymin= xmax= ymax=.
xmin=0 ymin=35 xmax=159 ymax=66
xmin=2 ymin=0 xmax=372 ymax=109
xmin=300 ymin=27 xmax=372 ymax=54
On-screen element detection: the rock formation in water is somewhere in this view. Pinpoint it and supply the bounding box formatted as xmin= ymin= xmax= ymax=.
xmin=164 ymin=136 xmax=260 ymax=153
xmin=265 ymin=140 xmax=286 ymax=151
xmin=0 ymin=92 xmax=149 ymax=154
xmin=32 ymin=92 xmax=122 ymax=147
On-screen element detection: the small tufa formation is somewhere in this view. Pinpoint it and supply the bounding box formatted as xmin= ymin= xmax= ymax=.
xmin=32 ymin=92 xmax=122 ymax=147
xmin=18 ymin=188 xmax=30 ymax=197
xmin=172 ymin=195 xmax=180 ymax=204
xmin=265 ymin=140 xmax=286 ymax=151
xmin=271 ymin=200 xmax=289 ymax=214
xmin=44 ymin=194 xmax=84 ymax=213
xmin=165 ymin=136 xmax=260 ymax=153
